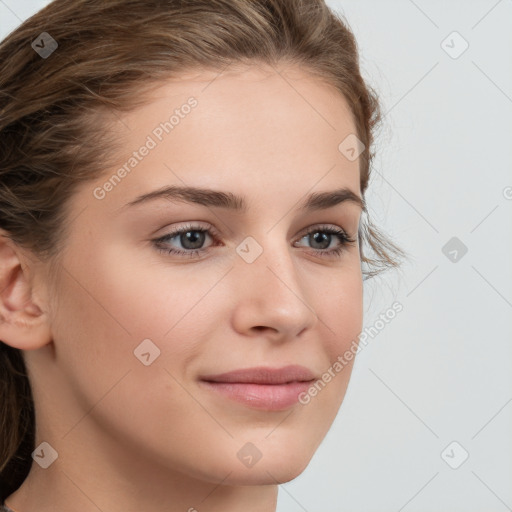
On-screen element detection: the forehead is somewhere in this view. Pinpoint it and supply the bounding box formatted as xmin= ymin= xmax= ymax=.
xmin=118 ymin=61 xmax=357 ymax=143
xmin=88 ymin=63 xmax=361 ymax=215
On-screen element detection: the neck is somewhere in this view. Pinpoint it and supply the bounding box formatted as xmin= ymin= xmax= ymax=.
xmin=6 ymin=415 xmax=279 ymax=512
xmin=6 ymin=463 xmax=279 ymax=512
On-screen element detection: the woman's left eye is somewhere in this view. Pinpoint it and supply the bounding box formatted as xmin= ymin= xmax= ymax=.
xmin=153 ymin=223 xmax=357 ymax=259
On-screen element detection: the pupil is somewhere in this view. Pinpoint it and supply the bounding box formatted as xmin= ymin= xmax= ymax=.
xmin=182 ymin=231 xmax=204 ymax=249
xmin=312 ymin=232 xmax=330 ymax=249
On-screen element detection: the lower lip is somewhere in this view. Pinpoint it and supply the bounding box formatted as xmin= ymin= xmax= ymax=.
xmin=199 ymin=380 xmax=313 ymax=411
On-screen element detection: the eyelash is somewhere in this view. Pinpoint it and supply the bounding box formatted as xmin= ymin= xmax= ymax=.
xmin=153 ymin=223 xmax=357 ymax=260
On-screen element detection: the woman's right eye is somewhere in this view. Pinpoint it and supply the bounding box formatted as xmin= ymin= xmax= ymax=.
xmin=153 ymin=224 xmax=216 ymax=258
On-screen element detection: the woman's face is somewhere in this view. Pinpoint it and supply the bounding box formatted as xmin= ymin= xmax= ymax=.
xmin=31 ymin=63 xmax=364 ymax=488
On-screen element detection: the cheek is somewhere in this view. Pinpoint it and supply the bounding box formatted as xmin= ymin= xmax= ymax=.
xmin=319 ymin=263 xmax=363 ymax=355
xmin=313 ymin=265 xmax=363 ymax=404
xmin=51 ymin=243 xmax=228 ymax=392
xmin=59 ymin=237 xmax=216 ymax=338
xmin=49 ymin=248 xmax=216 ymax=446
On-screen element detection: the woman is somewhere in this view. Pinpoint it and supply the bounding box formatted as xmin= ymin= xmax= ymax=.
xmin=0 ymin=0 xmax=405 ymax=510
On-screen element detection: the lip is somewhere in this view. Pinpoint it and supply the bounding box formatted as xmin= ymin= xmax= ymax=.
xmin=199 ymin=365 xmax=316 ymax=411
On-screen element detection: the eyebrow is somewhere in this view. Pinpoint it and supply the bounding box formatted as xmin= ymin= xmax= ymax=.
xmin=120 ymin=185 xmax=365 ymax=213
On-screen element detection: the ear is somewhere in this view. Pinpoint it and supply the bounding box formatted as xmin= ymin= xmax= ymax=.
xmin=0 ymin=230 xmax=52 ymax=351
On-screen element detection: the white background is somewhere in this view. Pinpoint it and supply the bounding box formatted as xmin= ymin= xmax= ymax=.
xmin=1 ymin=1 xmax=511 ymax=511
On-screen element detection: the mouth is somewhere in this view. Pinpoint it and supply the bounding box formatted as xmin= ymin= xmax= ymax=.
xmin=198 ymin=365 xmax=316 ymax=411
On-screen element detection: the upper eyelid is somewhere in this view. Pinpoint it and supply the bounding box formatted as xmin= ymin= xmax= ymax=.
xmin=157 ymin=222 xmax=350 ymax=238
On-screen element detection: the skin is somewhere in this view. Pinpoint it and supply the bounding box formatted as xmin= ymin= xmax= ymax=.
xmin=0 ymin=62 xmax=364 ymax=512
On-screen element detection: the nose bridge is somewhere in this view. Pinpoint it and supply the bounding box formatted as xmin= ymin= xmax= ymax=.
xmin=238 ymin=233 xmax=298 ymax=292
xmin=232 ymin=232 xmax=318 ymax=332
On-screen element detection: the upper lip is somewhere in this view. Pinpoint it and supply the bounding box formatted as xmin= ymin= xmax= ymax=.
xmin=200 ymin=365 xmax=316 ymax=385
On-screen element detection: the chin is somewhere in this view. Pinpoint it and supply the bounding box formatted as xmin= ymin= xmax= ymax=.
xmin=222 ymin=458 xmax=312 ymax=486
xmin=223 ymin=439 xmax=317 ymax=486
xmin=176 ymin=435 xmax=318 ymax=487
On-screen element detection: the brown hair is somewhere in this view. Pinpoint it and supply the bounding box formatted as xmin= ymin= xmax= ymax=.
xmin=0 ymin=0 xmax=407 ymax=498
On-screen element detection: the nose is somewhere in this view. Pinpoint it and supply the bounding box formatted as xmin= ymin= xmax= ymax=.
xmin=230 ymin=237 xmax=318 ymax=342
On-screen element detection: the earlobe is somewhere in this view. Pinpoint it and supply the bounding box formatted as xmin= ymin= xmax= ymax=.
xmin=0 ymin=232 xmax=52 ymax=351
